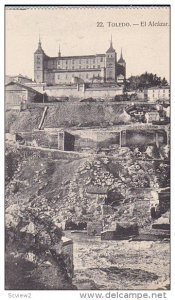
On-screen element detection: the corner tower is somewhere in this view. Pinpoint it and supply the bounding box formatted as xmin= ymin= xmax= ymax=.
xmin=105 ymin=37 xmax=116 ymax=82
xmin=117 ymin=49 xmax=126 ymax=78
xmin=34 ymin=37 xmax=45 ymax=83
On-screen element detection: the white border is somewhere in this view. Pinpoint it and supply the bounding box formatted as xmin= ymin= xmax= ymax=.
xmin=1 ymin=1 xmax=174 ymax=300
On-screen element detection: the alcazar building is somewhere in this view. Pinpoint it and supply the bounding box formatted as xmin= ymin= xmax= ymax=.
xmin=34 ymin=38 xmax=126 ymax=85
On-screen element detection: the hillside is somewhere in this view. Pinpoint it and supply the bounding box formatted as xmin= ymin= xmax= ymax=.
xmin=5 ymin=103 xmax=130 ymax=133
xmin=5 ymin=145 xmax=170 ymax=229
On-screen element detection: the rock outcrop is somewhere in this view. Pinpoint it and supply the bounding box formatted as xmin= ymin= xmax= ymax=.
xmin=5 ymin=203 xmax=75 ymax=290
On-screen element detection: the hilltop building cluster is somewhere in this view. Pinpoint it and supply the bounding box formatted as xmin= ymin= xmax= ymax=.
xmin=34 ymin=38 xmax=126 ymax=85
xmin=5 ymin=37 xmax=170 ymax=109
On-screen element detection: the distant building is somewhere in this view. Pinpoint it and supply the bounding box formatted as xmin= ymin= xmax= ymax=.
xmin=34 ymin=37 xmax=126 ymax=85
xmin=5 ymin=81 xmax=44 ymax=110
xmin=145 ymin=111 xmax=160 ymax=123
xmin=5 ymin=74 xmax=33 ymax=85
xmin=145 ymin=86 xmax=170 ymax=102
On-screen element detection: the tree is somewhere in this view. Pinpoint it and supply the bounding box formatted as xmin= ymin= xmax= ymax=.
xmin=126 ymin=72 xmax=168 ymax=91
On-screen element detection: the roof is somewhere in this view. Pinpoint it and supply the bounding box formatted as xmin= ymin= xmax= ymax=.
xmin=34 ymin=40 xmax=45 ymax=55
xmin=147 ymin=86 xmax=170 ymax=90
xmin=5 ymin=81 xmax=43 ymax=95
xmin=34 ymin=48 xmax=45 ymax=55
xmin=106 ymin=38 xmax=116 ymax=53
xmin=118 ymin=49 xmax=125 ymax=63
xmin=118 ymin=58 xmax=125 ymax=63
xmin=46 ymin=54 xmax=106 ymax=60
xmin=106 ymin=45 xmax=116 ymax=53
xmin=118 ymin=56 xmax=125 ymax=63
xmin=6 ymin=74 xmax=32 ymax=80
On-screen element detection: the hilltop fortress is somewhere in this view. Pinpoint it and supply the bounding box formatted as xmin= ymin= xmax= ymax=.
xmin=34 ymin=37 xmax=126 ymax=85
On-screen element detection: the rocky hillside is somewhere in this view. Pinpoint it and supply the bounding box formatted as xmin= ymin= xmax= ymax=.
xmin=5 ymin=103 xmax=131 ymax=133
xmin=5 ymin=145 xmax=170 ymax=229
xmin=5 ymin=108 xmax=43 ymax=133
xmin=5 ymin=200 xmax=76 ymax=290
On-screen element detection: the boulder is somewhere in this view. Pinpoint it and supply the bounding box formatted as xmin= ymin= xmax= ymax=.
xmin=101 ymin=222 xmax=139 ymax=240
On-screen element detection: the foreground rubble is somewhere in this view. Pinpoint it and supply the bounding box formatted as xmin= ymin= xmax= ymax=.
xmin=5 ymin=144 xmax=170 ymax=289
xmin=68 ymin=232 xmax=170 ymax=290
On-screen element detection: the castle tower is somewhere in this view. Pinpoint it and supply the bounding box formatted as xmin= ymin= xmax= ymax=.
xmin=34 ymin=37 xmax=45 ymax=83
xmin=117 ymin=48 xmax=126 ymax=79
xmin=105 ymin=36 xmax=116 ymax=82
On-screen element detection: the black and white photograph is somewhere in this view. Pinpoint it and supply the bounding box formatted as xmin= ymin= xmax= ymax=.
xmin=4 ymin=4 xmax=171 ymax=294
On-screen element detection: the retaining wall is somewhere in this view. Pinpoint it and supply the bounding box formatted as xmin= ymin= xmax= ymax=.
xmin=44 ymin=85 xmax=123 ymax=99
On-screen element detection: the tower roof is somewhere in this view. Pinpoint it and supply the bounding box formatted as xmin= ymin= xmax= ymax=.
xmin=106 ymin=36 xmax=116 ymax=53
xmin=34 ymin=37 xmax=45 ymax=55
xmin=118 ymin=49 xmax=125 ymax=63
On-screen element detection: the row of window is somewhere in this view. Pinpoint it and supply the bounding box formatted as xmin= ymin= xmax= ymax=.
xmin=152 ymin=89 xmax=167 ymax=93
xmin=57 ymin=65 xmax=101 ymax=70
xmin=36 ymin=57 xmax=105 ymax=66
xmin=37 ymin=65 xmax=101 ymax=70
xmin=57 ymin=73 xmax=100 ymax=79
xmin=151 ymin=90 xmax=170 ymax=98
xmin=107 ymin=54 xmax=115 ymax=58
xmin=57 ymin=57 xmax=104 ymax=65
xmin=58 ymin=62 xmax=102 ymax=66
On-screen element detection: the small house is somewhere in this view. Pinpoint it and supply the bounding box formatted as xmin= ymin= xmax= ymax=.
xmin=5 ymin=81 xmax=44 ymax=110
xmin=145 ymin=86 xmax=170 ymax=102
xmin=145 ymin=111 xmax=160 ymax=123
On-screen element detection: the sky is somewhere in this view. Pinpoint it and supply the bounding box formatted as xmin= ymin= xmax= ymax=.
xmin=5 ymin=6 xmax=170 ymax=82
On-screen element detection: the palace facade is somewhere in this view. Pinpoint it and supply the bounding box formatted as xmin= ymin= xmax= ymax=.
xmin=34 ymin=38 xmax=126 ymax=85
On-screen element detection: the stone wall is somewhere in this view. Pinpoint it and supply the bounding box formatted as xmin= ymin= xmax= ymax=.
xmin=44 ymin=85 xmax=123 ymax=100
xmin=121 ymin=129 xmax=167 ymax=147
xmin=13 ymin=144 xmax=89 ymax=160
xmin=73 ymin=130 xmax=120 ymax=152
xmin=17 ymin=127 xmax=167 ymax=154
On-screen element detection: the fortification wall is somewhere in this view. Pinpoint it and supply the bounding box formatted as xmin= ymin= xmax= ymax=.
xmin=44 ymin=85 xmax=123 ymax=99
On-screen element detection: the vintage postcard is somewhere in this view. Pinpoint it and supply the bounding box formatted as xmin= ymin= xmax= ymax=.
xmin=4 ymin=4 xmax=170 ymax=294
